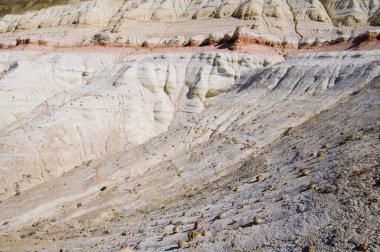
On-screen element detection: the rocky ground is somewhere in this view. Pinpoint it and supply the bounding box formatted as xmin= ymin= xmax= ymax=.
xmin=0 ymin=1 xmax=379 ymax=252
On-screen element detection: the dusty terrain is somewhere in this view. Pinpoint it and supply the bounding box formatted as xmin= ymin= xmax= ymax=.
xmin=0 ymin=1 xmax=379 ymax=252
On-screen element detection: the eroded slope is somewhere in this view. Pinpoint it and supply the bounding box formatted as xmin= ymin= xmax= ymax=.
xmin=0 ymin=50 xmax=378 ymax=251
xmin=0 ymin=51 xmax=280 ymax=199
xmin=0 ymin=0 xmax=378 ymax=48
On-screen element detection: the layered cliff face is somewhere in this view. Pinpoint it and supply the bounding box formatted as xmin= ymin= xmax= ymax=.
xmin=0 ymin=0 xmax=85 ymax=17
xmin=0 ymin=50 xmax=379 ymax=251
xmin=321 ymin=0 xmax=380 ymax=26
xmin=0 ymin=1 xmax=379 ymax=252
xmin=0 ymin=51 xmax=278 ymax=199
xmin=0 ymin=0 xmax=378 ymax=47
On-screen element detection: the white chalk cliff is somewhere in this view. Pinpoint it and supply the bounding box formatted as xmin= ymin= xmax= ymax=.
xmin=0 ymin=0 xmax=379 ymax=47
xmin=0 ymin=1 xmax=379 ymax=251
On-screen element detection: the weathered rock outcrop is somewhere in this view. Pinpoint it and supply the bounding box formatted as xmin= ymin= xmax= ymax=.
xmin=0 ymin=0 xmax=378 ymax=48
xmin=0 ymin=51 xmax=280 ymax=199
xmin=0 ymin=1 xmax=379 ymax=252
xmin=0 ymin=50 xmax=379 ymax=251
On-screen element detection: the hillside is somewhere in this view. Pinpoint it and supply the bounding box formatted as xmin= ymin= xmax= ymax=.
xmin=0 ymin=1 xmax=379 ymax=251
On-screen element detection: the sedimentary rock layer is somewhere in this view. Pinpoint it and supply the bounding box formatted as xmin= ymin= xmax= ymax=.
xmin=0 ymin=0 xmax=378 ymax=48
xmin=0 ymin=50 xmax=379 ymax=251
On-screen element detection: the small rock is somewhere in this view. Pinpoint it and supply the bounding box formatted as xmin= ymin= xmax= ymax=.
xmin=202 ymin=230 xmax=209 ymax=236
xmin=300 ymin=169 xmax=309 ymax=176
xmin=194 ymin=220 xmax=204 ymax=230
xmin=356 ymin=244 xmax=368 ymax=251
xmin=178 ymin=239 xmax=186 ymax=248
xmin=252 ymin=216 xmax=261 ymax=225
xmin=307 ymin=183 xmax=317 ymax=190
xmin=304 ymin=244 xmax=313 ymax=252
xmin=317 ymin=150 xmax=325 ymax=158
xmin=187 ymin=230 xmax=200 ymax=240
xmin=120 ymin=243 xmax=128 ymax=249
xmin=216 ymin=212 xmax=225 ymax=220
xmin=173 ymin=226 xmax=180 ymax=233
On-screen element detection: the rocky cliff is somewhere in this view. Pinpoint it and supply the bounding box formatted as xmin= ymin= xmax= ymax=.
xmin=0 ymin=0 xmax=379 ymax=48
xmin=0 ymin=1 xmax=379 ymax=252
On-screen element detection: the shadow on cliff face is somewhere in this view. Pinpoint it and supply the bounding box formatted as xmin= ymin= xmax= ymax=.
xmin=0 ymin=0 xmax=87 ymax=17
